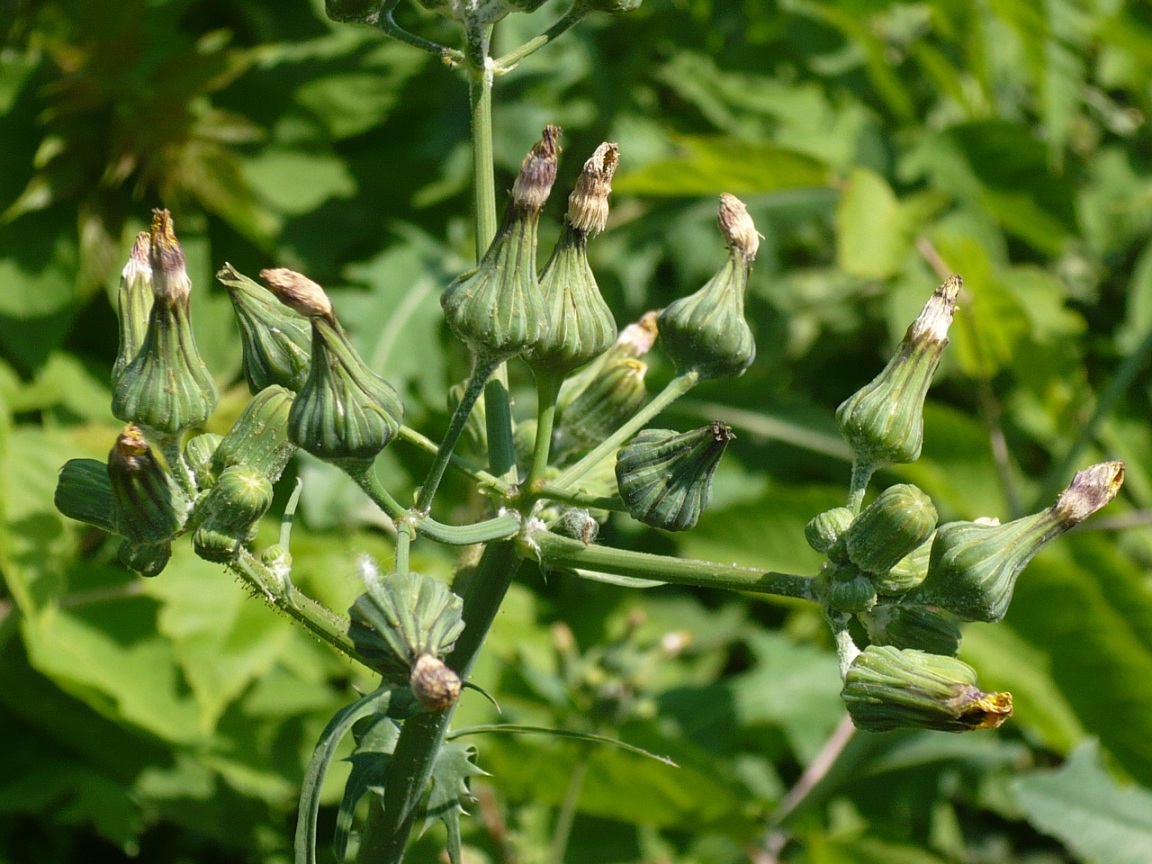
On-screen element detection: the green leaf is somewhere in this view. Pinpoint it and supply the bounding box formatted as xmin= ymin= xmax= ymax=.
xmin=421 ymin=739 xmax=486 ymax=857
xmin=614 ymin=137 xmax=831 ymax=197
xmin=836 ymin=169 xmax=905 ymax=280
xmin=242 ymin=147 xmax=357 ymax=216
xmin=334 ymin=711 xmax=401 ymax=862
xmin=1012 ymin=740 xmax=1152 ymax=864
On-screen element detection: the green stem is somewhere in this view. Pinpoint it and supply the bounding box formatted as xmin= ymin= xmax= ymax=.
xmin=847 ymin=459 xmax=874 ymax=514
xmin=485 ymin=373 xmax=518 ymax=484
xmin=416 ymin=356 xmax=500 ymax=513
xmin=1034 ymin=323 xmax=1152 ymax=508
xmin=367 ymin=541 xmax=524 ymax=863
xmin=550 ymin=371 xmax=700 ymax=491
xmin=375 ymin=0 xmax=463 ymax=65
xmin=466 ymin=21 xmax=497 ymax=255
xmin=826 ymin=611 xmax=860 ymax=679
xmin=528 ymin=530 xmax=814 ymax=599
xmin=230 ymin=549 xmax=361 ymax=663
xmin=492 ymin=4 xmax=587 ymax=72
xmin=525 ymin=370 xmax=563 ymax=495
xmin=535 ymin=486 xmax=625 ymax=512
xmin=350 ymin=465 xmax=520 ymax=546
xmin=550 ymin=746 xmax=591 ymax=863
xmin=395 ymin=521 xmax=413 ymax=574
xmin=396 ymin=425 xmax=511 ymax=497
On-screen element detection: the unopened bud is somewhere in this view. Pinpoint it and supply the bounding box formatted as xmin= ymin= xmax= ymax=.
xmin=263 ymin=272 xmax=404 ymax=463
xmin=658 ymin=194 xmax=757 ymax=380
xmin=55 ymin=458 xmax=117 ymax=534
xmin=842 ymin=645 xmax=1012 ymax=733
xmin=558 ymin=311 xmax=657 ymax=413
xmin=845 ymin=484 xmax=937 ymax=576
xmin=908 ymin=461 xmax=1124 ymax=622
xmin=836 ymin=276 xmax=961 ymax=466
xmin=219 ymin=264 xmax=312 ymax=393
xmin=193 ymin=465 xmax=275 ymax=563
xmin=409 ymin=654 xmax=462 ymax=712
xmin=348 ymin=570 xmax=466 ymax=686
xmin=212 ymin=385 xmax=297 ymax=482
xmin=555 ymin=357 xmax=648 ymax=455
xmin=107 ymin=426 xmax=190 ymax=546
xmin=112 ymin=211 xmax=218 ymax=434
xmin=872 ymin=534 xmax=933 ymax=595
xmin=183 ymin=432 xmax=223 ymax=490
xmin=822 ymin=563 xmax=877 ymax=614
xmin=113 ymin=233 xmax=153 ymax=385
xmin=615 ymin=422 xmax=733 ymax=532
xmin=861 ymin=605 xmax=962 ymax=657
xmin=529 ymin=143 xmax=619 ymax=374
xmin=805 ymin=507 xmax=854 ymax=558
xmin=442 ymin=127 xmax=560 ymax=362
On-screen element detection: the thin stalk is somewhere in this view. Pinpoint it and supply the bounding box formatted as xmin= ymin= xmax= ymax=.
xmin=550 ymin=371 xmax=700 ymax=491
xmin=1034 ymin=322 xmax=1152 ymax=508
xmin=230 ymin=549 xmax=360 ymax=662
xmin=526 ymin=370 xmax=563 ymax=494
xmin=550 ymin=746 xmax=591 ymax=863
xmin=466 ymin=21 xmax=497 ymax=254
xmin=375 ymin=0 xmax=463 ymax=65
xmin=364 ymin=541 xmax=524 ymax=864
xmin=529 ymin=530 xmax=814 ymax=599
xmin=395 ymin=521 xmax=413 ymax=574
xmin=535 ymin=486 xmax=625 ymax=512
xmin=825 ymin=611 xmax=860 ymax=678
xmin=397 ymin=424 xmax=511 ymax=497
xmin=493 ymin=4 xmax=587 ymax=72
xmin=416 ymin=355 xmax=500 ymax=513
xmin=847 ymin=460 xmax=874 ymax=514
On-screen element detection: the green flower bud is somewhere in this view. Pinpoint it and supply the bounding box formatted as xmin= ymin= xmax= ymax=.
xmin=836 ymin=276 xmax=961 ymax=466
xmin=845 ymin=484 xmax=937 ymax=576
xmin=873 ymin=535 xmax=932 ymax=595
xmin=615 ymin=422 xmax=733 ymax=532
xmin=118 ymin=540 xmax=172 ymax=579
xmin=262 ymin=268 xmax=404 ymax=463
xmin=559 ymin=310 xmax=658 ymax=409
xmin=183 ymin=432 xmax=222 ymax=490
xmin=193 ymin=465 xmax=275 ymax=563
xmin=442 ymin=127 xmax=559 ymax=362
xmin=349 ymin=569 xmax=466 ymax=686
xmin=218 ymin=263 xmax=312 ymax=394
xmin=823 ymin=563 xmax=877 ymax=614
xmin=805 ymin=507 xmax=853 ymax=558
xmin=908 ymin=461 xmax=1125 ymax=622
xmin=55 ymin=458 xmax=117 ymax=534
xmin=555 ymin=357 xmax=648 ymax=456
xmin=860 ymin=605 xmax=962 ymax=657
xmin=529 ymin=142 xmax=619 ymax=375
xmin=108 ymin=425 xmax=191 ymax=546
xmin=112 ymin=210 xmax=218 ymax=435
xmin=657 ymin=194 xmax=758 ymax=381
xmin=408 ymin=654 xmax=462 ymax=712
xmin=212 ymin=385 xmax=297 ymax=482
xmin=842 ymin=645 xmax=1012 ymax=733
xmin=112 ymin=232 xmax=153 ymax=385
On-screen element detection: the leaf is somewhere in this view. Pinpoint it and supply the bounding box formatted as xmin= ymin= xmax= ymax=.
xmin=242 ymin=147 xmax=357 ymax=216
xmin=334 ymin=712 xmax=401 ymax=862
xmin=420 ymin=739 xmax=486 ymax=862
xmin=1012 ymin=740 xmax=1152 ymax=864
xmin=447 ymin=725 xmax=677 ymax=766
xmin=614 ymin=136 xmax=832 ymax=197
xmin=836 ymin=168 xmax=905 ymax=280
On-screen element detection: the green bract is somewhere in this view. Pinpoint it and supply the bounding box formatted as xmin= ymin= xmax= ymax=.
xmin=845 ymin=484 xmax=937 ymax=576
xmin=193 ymin=465 xmax=275 ymax=563
xmin=805 ymin=507 xmax=854 ymax=558
xmin=842 ymin=645 xmax=1012 ymax=733
xmin=112 ymin=232 xmax=152 ymax=386
xmin=823 ymin=563 xmax=877 ymax=614
xmin=658 ymin=194 xmax=757 ymax=381
xmin=218 ymin=264 xmax=312 ymax=394
xmin=861 ymin=605 xmax=962 ymax=657
xmin=615 ymin=422 xmax=733 ymax=532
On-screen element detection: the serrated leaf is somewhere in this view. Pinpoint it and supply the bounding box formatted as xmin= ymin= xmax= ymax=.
xmin=1012 ymin=740 xmax=1152 ymax=864
xmin=420 ymin=738 xmax=486 ymax=860
xmin=614 ymin=137 xmax=831 ymax=197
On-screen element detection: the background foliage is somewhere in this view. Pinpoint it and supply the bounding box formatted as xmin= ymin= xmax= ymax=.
xmin=4 ymin=0 xmax=1152 ymax=862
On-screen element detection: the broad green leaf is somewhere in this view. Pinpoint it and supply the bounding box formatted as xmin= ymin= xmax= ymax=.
xmin=242 ymin=147 xmax=356 ymax=216
xmin=809 ymin=833 xmax=949 ymax=864
xmin=614 ymin=137 xmax=832 ymax=197
xmin=1012 ymin=740 xmax=1152 ymax=864
xmin=836 ymin=168 xmax=904 ymax=280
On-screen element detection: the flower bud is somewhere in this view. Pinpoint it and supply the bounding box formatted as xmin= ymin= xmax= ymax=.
xmin=558 ymin=310 xmax=658 ymax=406
xmin=823 ymin=562 xmax=878 ymax=613
xmin=873 ymin=535 xmax=932 ymax=595
xmin=614 ymin=422 xmax=733 ymax=532
xmin=805 ymin=507 xmax=853 ymax=558
xmin=441 ymin=127 xmax=559 ymax=362
xmin=262 ymin=269 xmax=404 ymax=463
xmin=112 ymin=210 xmax=218 ymax=435
xmin=218 ymin=264 xmax=312 ymax=393
xmin=107 ymin=425 xmax=190 ymax=546
xmin=908 ymin=461 xmax=1125 ymax=622
xmin=836 ymin=276 xmax=961 ymax=466
xmin=118 ymin=540 xmax=172 ymax=579
xmin=112 ymin=232 xmax=153 ymax=385
xmin=555 ymin=357 xmax=648 ymax=455
xmin=55 ymin=459 xmax=117 ymax=534
xmin=845 ymin=484 xmax=937 ymax=576
xmin=348 ymin=570 xmax=466 ymax=686
xmin=409 ymin=654 xmax=462 ymax=712
xmin=211 ymin=385 xmax=297 ymax=482
xmin=193 ymin=464 xmax=275 ymax=563
xmin=657 ymin=194 xmax=757 ymax=381
xmin=860 ymin=605 xmax=962 ymax=657
xmin=842 ymin=645 xmax=1012 ymax=732
xmin=183 ymin=432 xmax=223 ymax=490
xmin=529 ymin=143 xmax=619 ymax=374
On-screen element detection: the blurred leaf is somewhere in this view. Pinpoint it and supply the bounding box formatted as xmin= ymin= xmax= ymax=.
xmin=241 ymin=147 xmax=356 ymax=216
xmin=1012 ymin=740 xmax=1152 ymax=864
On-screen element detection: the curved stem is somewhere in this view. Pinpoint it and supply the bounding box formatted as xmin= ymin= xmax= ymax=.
xmin=375 ymin=0 xmax=463 ymax=64
xmin=527 ymin=529 xmax=815 ymax=600
xmin=550 ymin=746 xmax=591 ymax=863
xmin=396 ymin=424 xmax=511 ymax=497
xmin=492 ymin=4 xmax=587 ymax=73
xmin=847 ymin=459 xmax=874 ymax=514
xmin=550 ymin=371 xmax=700 ymax=492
